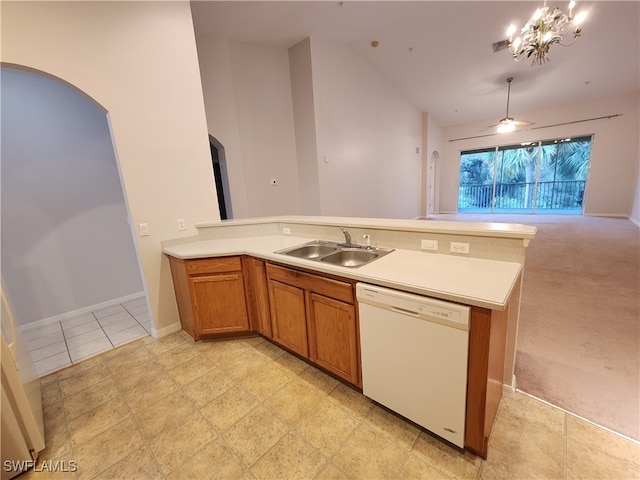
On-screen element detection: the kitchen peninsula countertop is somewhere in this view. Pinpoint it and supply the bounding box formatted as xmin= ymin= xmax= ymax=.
xmin=163 ymin=233 xmax=523 ymax=310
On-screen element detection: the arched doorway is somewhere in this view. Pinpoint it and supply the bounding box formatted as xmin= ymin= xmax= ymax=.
xmin=1 ymin=66 xmax=149 ymax=375
xmin=209 ymin=135 xmax=233 ymax=220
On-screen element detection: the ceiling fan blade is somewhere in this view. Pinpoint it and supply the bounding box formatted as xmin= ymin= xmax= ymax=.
xmin=510 ymin=120 xmax=534 ymax=126
xmin=481 ymin=119 xmax=534 ymax=132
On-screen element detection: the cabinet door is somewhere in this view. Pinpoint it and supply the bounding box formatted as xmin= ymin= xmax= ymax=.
xmin=268 ymin=280 xmax=309 ymax=357
xmin=308 ymin=293 xmax=359 ymax=385
xmin=243 ymin=257 xmax=272 ymax=337
xmin=190 ymin=273 xmax=249 ymax=335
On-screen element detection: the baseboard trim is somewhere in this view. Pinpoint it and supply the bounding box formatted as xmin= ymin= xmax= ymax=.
xmin=21 ymin=291 xmax=146 ymax=332
xmin=151 ymin=322 xmax=182 ymax=339
xmin=583 ymin=213 xmax=629 ymax=218
xmin=502 ymin=374 xmax=517 ymax=397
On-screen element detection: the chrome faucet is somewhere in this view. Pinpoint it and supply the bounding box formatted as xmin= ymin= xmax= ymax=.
xmin=339 ymin=227 xmax=352 ymax=246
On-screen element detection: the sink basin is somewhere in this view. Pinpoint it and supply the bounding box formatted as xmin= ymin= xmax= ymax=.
xmin=280 ymin=244 xmax=338 ymax=259
xmin=320 ymin=249 xmax=379 ymax=268
xmin=275 ymin=240 xmax=393 ymax=268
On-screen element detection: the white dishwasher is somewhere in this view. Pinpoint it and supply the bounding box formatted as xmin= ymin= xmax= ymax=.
xmin=357 ymin=283 xmax=470 ymax=448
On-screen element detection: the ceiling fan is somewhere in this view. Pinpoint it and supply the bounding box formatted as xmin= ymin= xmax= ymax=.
xmin=488 ymin=77 xmax=534 ymax=133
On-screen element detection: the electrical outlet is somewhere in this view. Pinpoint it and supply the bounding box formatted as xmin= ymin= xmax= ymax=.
xmin=139 ymin=223 xmax=149 ymax=236
xmin=177 ymin=219 xmax=186 ymax=231
xmin=282 ymin=227 xmax=291 ymax=235
xmin=421 ymin=239 xmax=438 ymax=251
xmin=450 ymin=242 xmax=470 ymax=254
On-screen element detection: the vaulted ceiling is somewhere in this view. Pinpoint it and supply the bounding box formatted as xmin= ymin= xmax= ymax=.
xmin=191 ymin=1 xmax=639 ymax=127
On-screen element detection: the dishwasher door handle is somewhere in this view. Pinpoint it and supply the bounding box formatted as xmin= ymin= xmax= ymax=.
xmin=389 ymin=305 xmax=420 ymax=317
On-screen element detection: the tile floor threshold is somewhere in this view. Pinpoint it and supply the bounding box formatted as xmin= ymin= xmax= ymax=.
xmin=22 ymin=296 xmax=151 ymax=377
xmin=30 ymin=332 xmax=640 ymax=480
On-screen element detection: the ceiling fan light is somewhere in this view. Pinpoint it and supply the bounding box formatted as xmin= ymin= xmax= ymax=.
xmin=497 ymin=121 xmax=516 ymax=134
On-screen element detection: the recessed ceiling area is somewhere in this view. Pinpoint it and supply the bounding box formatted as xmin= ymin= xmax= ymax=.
xmin=190 ymin=1 xmax=640 ymax=127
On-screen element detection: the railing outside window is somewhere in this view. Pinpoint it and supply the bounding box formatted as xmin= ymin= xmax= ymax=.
xmin=460 ymin=180 xmax=586 ymax=211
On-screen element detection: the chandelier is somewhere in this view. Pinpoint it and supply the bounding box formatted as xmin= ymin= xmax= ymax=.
xmin=506 ymin=1 xmax=587 ymax=66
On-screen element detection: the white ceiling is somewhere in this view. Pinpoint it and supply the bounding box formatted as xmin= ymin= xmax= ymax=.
xmin=191 ymin=1 xmax=640 ymax=127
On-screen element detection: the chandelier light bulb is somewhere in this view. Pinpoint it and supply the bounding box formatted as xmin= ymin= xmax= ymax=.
xmin=574 ymin=11 xmax=587 ymax=25
xmin=512 ymin=37 xmax=522 ymax=51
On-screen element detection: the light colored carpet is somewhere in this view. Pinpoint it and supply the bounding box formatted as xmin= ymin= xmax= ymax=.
xmin=434 ymin=214 xmax=640 ymax=441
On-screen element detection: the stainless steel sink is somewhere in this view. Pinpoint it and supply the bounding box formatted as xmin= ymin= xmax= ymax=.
xmin=320 ymin=249 xmax=379 ymax=268
xmin=280 ymin=243 xmax=338 ymax=259
xmin=275 ymin=240 xmax=393 ymax=268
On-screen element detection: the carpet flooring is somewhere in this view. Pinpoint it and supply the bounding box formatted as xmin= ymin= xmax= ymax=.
xmin=435 ymin=214 xmax=640 ymax=441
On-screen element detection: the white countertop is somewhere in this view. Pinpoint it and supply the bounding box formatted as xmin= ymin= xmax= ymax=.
xmin=163 ymin=235 xmax=522 ymax=310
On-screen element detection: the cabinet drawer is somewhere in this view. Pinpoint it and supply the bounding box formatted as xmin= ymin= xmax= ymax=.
xmin=266 ymin=263 xmax=304 ymax=285
xmin=186 ymin=256 xmax=242 ymax=275
xmin=266 ymin=263 xmax=354 ymax=304
xmin=306 ymin=275 xmax=353 ymax=304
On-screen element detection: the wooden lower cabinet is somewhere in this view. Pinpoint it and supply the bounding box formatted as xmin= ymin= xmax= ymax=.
xmin=266 ymin=262 xmax=360 ymax=386
xmin=190 ymin=273 xmax=249 ymax=336
xmin=167 ymin=255 xmax=250 ymax=340
xmin=308 ymin=293 xmax=358 ymax=385
xmin=243 ymin=256 xmax=272 ymax=338
xmin=465 ymin=303 xmax=511 ymax=458
xmin=269 ymin=280 xmax=309 ymax=357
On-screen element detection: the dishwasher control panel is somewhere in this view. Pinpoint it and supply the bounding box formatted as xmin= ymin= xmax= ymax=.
xmin=356 ymin=283 xmax=470 ymax=330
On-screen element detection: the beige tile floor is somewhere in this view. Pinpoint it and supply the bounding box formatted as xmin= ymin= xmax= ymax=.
xmin=28 ymin=331 xmax=640 ymax=480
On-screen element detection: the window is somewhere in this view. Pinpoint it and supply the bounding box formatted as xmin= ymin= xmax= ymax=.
xmin=458 ymin=136 xmax=592 ymax=213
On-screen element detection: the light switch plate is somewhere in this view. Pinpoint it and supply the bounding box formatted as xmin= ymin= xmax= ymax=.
xmin=421 ymin=239 xmax=438 ymax=251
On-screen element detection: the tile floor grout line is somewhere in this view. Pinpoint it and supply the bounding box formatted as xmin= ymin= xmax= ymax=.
xmin=57 ymin=320 xmax=74 ymax=370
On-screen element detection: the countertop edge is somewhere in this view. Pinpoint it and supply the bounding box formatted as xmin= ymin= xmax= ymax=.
xmin=194 ymin=215 xmax=538 ymax=240
xmin=163 ymin=239 xmax=521 ymax=311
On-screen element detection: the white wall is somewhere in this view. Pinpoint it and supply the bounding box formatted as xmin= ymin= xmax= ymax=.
xmin=310 ymin=38 xmax=422 ymax=219
xmin=423 ymin=112 xmax=444 ymax=217
xmin=195 ymin=36 xmax=251 ymax=220
xmin=631 ymin=171 xmax=640 ymax=225
xmin=2 ymin=1 xmax=219 ymax=333
xmin=438 ymin=93 xmax=640 ymax=217
xmin=228 ymin=41 xmax=302 ymax=216
xmin=1 ymin=68 xmax=144 ymax=325
xmin=196 ymin=37 xmax=302 ymax=217
xmin=290 ymin=38 xmax=322 ymax=215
